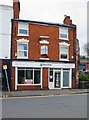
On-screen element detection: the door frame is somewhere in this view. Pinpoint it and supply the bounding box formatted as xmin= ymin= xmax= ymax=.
xmin=48 ymin=69 xmax=72 ymax=89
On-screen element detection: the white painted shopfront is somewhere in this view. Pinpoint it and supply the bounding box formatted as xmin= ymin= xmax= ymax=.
xmin=12 ymin=61 xmax=75 ymax=90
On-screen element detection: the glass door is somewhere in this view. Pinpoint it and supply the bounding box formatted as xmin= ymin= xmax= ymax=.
xmin=54 ymin=71 xmax=61 ymax=88
xmin=63 ymin=70 xmax=69 ymax=88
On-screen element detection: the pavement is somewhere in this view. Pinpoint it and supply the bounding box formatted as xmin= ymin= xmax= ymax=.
xmin=0 ymin=89 xmax=88 ymax=98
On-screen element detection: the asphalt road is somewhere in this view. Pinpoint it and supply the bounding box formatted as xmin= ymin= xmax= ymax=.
xmin=2 ymin=94 xmax=87 ymax=118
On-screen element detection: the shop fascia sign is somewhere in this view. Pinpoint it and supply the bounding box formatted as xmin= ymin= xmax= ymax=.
xmin=12 ymin=61 xmax=75 ymax=68
xmin=40 ymin=63 xmax=52 ymax=67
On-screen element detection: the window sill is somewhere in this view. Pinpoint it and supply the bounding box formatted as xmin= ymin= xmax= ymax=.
xmin=39 ymin=58 xmax=49 ymax=60
xmin=59 ymin=38 xmax=69 ymax=41
xmin=17 ymin=84 xmax=41 ymax=86
xmin=17 ymin=34 xmax=29 ymax=37
xmin=17 ymin=57 xmax=28 ymax=59
xmin=59 ymin=59 xmax=69 ymax=61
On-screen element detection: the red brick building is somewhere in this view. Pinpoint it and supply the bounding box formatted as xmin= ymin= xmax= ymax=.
xmin=11 ymin=0 xmax=80 ymax=91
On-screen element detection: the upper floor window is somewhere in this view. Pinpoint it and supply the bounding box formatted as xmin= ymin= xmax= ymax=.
xmin=18 ymin=22 xmax=29 ymax=36
xmin=59 ymin=27 xmax=68 ymax=40
xmin=59 ymin=42 xmax=70 ymax=61
xmin=17 ymin=39 xmax=29 ymax=59
xmin=60 ymin=45 xmax=68 ymax=60
xmin=40 ymin=45 xmax=48 ymax=55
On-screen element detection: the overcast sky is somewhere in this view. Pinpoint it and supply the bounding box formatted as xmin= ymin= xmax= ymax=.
xmin=0 ymin=0 xmax=88 ymax=55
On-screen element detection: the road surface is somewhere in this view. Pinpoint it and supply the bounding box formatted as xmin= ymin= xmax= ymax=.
xmin=2 ymin=94 xmax=87 ymax=118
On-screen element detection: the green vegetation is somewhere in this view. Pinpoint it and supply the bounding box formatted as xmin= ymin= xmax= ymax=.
xmin=79 ymin=71 xmax=89 ymax=81
xmin=80 ymin=56 xmax=89 ymax=60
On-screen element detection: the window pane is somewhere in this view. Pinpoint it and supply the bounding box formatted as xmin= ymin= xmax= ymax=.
xmin=18 ymin=51 xmax=24 ymax=57
xmin=41 ymin=46 xmax=45 ymax=54
xmin=41 ymin=46 xmax=48 ymax=54
xmin=45 ymin=46 xmax=48 ymax=54
xmin=60 ymin=46 xmax=68 ymax=53
xmin=61 ymin=28 xmax=68 ymax=33
xmin=61 ymin=54 xmax=67 ymax=59
xmin=24 ymin=44 xmax=27 ymax=50
xmin=34 ymin=70 xmax=40 ymax=84
xmin=18 ymin=70 xmax=25 ymax=84
xmin=25 ymin=70 xmax=33 ymax=84
xmin=18 ymin=44 xmax=27 ymax=50
xmin=18 ymin=44 xmax=24 ymax=50
xmin=19 ymin=23 xmax=28 ymax=29
xmin=60 ymin=34 xmax=67 ymax=39
xmin=19 ymin=29 xmax=28 ymax=35
xmin=63 ymin=71 xmax=69 ymax=87
xmin=26 ymin=70 xmax=33 ymax=79
xmin=18 ymin=51 xmax=27 ymax=57
xmin=24 ymin=51 xmax=27 ymax=57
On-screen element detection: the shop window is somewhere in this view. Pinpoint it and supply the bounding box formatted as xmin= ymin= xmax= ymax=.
xmin=18 ymin=22 xmax=29 ymax=36
xmin=17 ymin=43 xmax=28 ymax=58
xmin=59 ymin=27 xmax=68 ymax=40
xmin=60 ymin=45 xmax=69 ymax=60
xmin=18 ymin=70 xmax=25 ymax=84
xmin=17 ymin=68 xmax=41 ymax=85
xmin=40 ymin=45 xmax=48 ymax=55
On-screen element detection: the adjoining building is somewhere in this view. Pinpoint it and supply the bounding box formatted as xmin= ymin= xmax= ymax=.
xmin=79 ymin=59 xmax=89 ymax=72
xmin=0 ymin=4 xmax=13 ymax=90
xmin=11 ymin=0 xmax=80 ymax=91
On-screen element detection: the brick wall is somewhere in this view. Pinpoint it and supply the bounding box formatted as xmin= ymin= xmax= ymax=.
xmin=17 ymin=86 xmax=41 ymax=91
xmin=11 ymin=22 xmax=75 ymax=62
xmin=42 ymin=68 xmax=48 ymax=90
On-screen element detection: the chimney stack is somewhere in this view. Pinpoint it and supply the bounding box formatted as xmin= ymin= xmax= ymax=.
xmin=13 ymin=0 xmax=20 ymax=19
xmin=63 ymin=15 xmax=72 ymax=25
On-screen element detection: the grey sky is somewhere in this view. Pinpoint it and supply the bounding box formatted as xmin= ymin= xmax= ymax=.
xmin=0 ymin=0 xmax=88 ymax=55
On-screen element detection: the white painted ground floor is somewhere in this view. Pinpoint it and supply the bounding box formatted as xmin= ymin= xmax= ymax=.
xmin=12 ymin=61 xmax=75 ymax=90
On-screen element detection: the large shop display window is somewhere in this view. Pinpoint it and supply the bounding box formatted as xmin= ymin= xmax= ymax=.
xmin=17 ymin=68 xmax=41 ymax=85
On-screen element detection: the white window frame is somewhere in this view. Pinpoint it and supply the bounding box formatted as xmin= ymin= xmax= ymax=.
xmin=17 ymin=39 xmax=29 ymax=59
xmin=17 ymin=68 xmax=41 ymax=86
xmin=59 ymin=42 xmax=70 ymax=61
xmin=18 ymin=22 xmax=29 ymax=36
xmin=59 ymin=27 xmax=68 ymax=40
xmin=40 ymin=45 xmax=48 ymax=55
